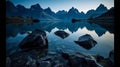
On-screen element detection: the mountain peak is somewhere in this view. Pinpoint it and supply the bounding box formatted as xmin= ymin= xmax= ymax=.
xmin=30 ymin=4 xmax=42 ymax=10
xmin=47 ymin=7 xmax=51 ymax=10
xmin=81 ymin=11 xmax=85 ymax=14
xmin=56 ymin=10 xmax=67 ymax=14
xmin=16 ymin=4 xmax=25 ymax=9
xmin=45 ymin=7 xmax=52 ymax=11
xmin=70 ymin=7 xmax=77 ymax=10
xmin=6 ymin=0 xmax=16 ymax=8
xmin=68 ymin=7 xmax=79 ymax=14
xmin=6 ymin=0 xmax=12 ymax=4
xmin=99 ymin=4 xmax=105 ymax=7
xmin=96 ymin=4 xmax=108 ymax=11
xmin=71 ymin=7 xmax=75 ymax=9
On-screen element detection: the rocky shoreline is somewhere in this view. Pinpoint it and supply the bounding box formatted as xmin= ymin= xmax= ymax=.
xmin=6 ymin=29 xmax=114 ymax=67
xmin=6 ymin=16 xmax=40 ymax=25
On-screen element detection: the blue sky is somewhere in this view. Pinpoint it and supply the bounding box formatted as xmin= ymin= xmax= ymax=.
xmin=9 ymin=0 xmax=114 ymax=13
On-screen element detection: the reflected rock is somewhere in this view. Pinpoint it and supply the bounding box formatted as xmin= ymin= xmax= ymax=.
xmin=74 ymin=34 xmax=97 ymax=50
xmin=54 ymin=30 xmax=69 ymax=39
xmin=19 ymin=29 xmax=48 ymax=51
xmin=62 ymin=52 xmax=102 ymax=67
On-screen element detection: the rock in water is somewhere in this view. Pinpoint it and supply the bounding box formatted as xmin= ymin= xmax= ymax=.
xmin=74 ymin=34 xmax=97 ymax=50
xmin=54 ymin=30 xmax=69 ymax=39
xmin=19 ymin=29 xmax=48 ymax=51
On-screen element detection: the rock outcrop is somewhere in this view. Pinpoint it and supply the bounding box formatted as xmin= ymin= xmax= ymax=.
xmin=62 ymin=52 xmax=102 ymax=67
xmin=7 ymin=51 xmax=104 ymax=67
xmin=54 ymin=30 xmax=69 ymax=39
xmin=19 ymin=29 xmax=48 ymax=51
xmin=74 ymin=34 xmax=97 ymax=50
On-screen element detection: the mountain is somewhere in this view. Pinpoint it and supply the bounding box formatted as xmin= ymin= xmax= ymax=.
xmin=68 ymin=7 xmax=80 ymax=15
xmin=30 ymin=4 xmax=43 ymax=11
xmin=16 ymin=5 xmax=29 ymax=16
xmin=44 ymin=7 xmax=57 ymax=17
xmin=6 ymin=1 xmax=57 ymax=20
xmin=56 ymin=7 xmax=86 ymax=21
xmin=6 ymin=1 xmax=18 ymax=16
xmin=56 ymin=10 xmax=67 ymax=19
xmin=93 ymin=7 xmax=114 ymax=21
xmin=86 ymin=4 xmax=108 ymax=18
xmin=67 ymin=7 xmax=81 ymax=18
xmin=88 ymin=7 xmax=114 ymax=33
xmin=6 ymin=1 xmax=109 ymax=21
xmin=96 ymin=4 xmax=108 ymax=12
xmin=56 ymin=4 xmax=108 ymax=20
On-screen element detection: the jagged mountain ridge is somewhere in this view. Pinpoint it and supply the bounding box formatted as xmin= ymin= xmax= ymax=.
xmin=86 ymin=4 xmax=108 ymax=18
xmin=6 ymin=1 xmax=109 ymax=20
xmin=6 ymin=1 xmax=57 ymax=20
xmin=93 ymin=7 xmax=114 ymax=20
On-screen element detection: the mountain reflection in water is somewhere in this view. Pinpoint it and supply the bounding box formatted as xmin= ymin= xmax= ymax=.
xmin=6 ymin=21 xmax=114 ymax=58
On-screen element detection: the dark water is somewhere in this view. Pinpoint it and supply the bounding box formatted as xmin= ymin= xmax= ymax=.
xmin=6 ymin=21 xmax=114 ymax=58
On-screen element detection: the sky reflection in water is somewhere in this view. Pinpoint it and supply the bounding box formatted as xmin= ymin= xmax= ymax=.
xmin=6 ymin=21 xmax=114 ymax=58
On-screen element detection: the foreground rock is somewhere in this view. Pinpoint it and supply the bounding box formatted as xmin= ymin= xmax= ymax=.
xmin=54 ymin=30 xmax=69 ymax=39
xmin=7 ymin=51 xmax=104 ymax=67
xmin=8 ymin=50 xmax=48 ymax=67
xmin=62 ymin=52 xmax=103 ymax=67
xmin=19 ymin=29 xmax=48 ymax=51
xmin=74 ymin=34 xmax=97 ymax=50
xmin=93 ymin=50 xmax=114 ymax=67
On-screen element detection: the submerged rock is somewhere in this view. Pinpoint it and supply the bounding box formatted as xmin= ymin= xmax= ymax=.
xmin=74 ymin=34 xmax=97 ymax=50
xmin=54 ymin=30 xmax=69 ymax=39
xmin=19 ymin=29 xmax=48 ymax=51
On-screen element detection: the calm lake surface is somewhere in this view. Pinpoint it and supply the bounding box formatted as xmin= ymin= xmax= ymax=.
xmin=6 ymin=21 xmax=114 ymax=58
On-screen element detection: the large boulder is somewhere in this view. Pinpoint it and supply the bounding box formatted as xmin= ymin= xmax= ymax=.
xmin=19 ymin=29 xmax=48 ymax=51
xmin=54 ymin=30 xmax=69 ymax=39
xmin=62 ymin=52 xmax=102 ymax=67
xmin=74 ymin=34 xmax=97 ymax=50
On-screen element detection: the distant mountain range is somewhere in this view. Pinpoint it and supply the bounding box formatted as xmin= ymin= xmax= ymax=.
xmin=6 ymin=1 xmax=109 ymax=21
xmin=94 ymin=7 xmax=114 ymax=20
xmin=89 ymin=7 xmax=114 ymax=22
xmin=6 ymin=1 xmax=57 ymax=20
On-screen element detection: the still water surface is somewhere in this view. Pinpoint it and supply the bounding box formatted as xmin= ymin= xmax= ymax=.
xmin=6 ymin=21 xmax=114 ymax=58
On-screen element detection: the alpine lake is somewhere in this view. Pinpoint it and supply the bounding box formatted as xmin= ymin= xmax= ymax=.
xmin=6 ymin=20 xmax=114 ymax=58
